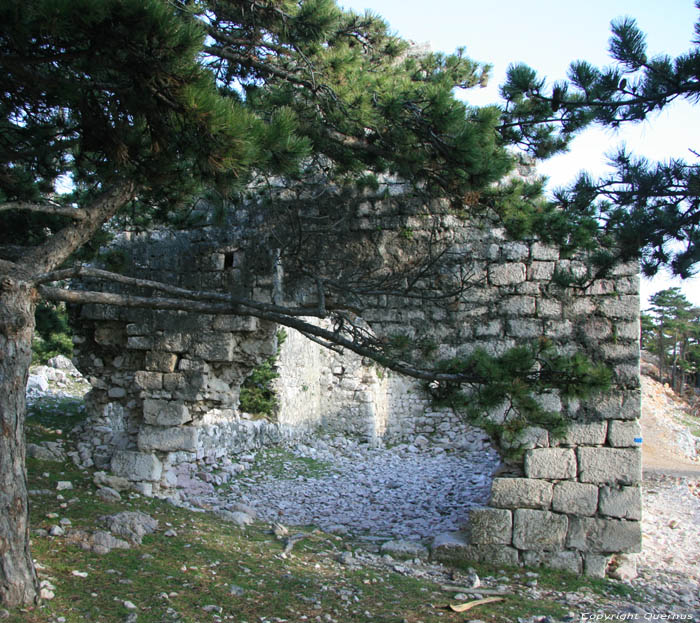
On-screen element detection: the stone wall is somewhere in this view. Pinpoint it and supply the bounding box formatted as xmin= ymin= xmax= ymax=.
xmin=69 ymin=196 xmax=641 ymax=574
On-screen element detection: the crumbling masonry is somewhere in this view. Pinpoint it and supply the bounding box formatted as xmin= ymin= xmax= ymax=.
xmin=70 ymin=195 xmax=642 ymax=576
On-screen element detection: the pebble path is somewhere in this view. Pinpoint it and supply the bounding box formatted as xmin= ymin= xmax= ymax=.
xmin=215 ymin=434 xmax=501 ymax=539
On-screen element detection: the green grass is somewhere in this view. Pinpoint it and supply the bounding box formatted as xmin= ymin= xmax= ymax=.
xmin=5 ymin=397 xmax=653 ymax=622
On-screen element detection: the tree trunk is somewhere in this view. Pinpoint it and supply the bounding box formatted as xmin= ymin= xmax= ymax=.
xmin=0 ymin=277 xmax=38 ymax=607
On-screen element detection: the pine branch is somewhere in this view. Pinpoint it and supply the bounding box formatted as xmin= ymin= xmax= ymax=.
xmin=0 ymin=201 xmax=88 ymax=220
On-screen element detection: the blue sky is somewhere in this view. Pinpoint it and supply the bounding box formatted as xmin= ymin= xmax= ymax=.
xmin=340 ymin=0 xmax=700 ymax=308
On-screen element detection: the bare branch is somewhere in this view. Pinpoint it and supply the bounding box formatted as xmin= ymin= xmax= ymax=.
xmin=33 ymin=265 xmax=326 ymax=318
xmin=39 ymin=283 xmax=485 ymax=385
xmin=0 ymin=201 xmax=87 ymax=220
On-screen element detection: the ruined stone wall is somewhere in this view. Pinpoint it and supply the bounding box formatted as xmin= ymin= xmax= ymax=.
xmin=70 ymin=197 xmax=641 ymax=574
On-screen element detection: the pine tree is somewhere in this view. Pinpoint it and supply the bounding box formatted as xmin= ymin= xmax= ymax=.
xmin=499 ymin=6 xmax=700 ymax=277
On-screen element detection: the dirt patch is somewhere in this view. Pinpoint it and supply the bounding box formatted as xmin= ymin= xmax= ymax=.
xmin=641 ymin=375 xmax=700 ymax=478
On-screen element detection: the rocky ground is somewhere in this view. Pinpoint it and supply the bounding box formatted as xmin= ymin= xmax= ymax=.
xmin=23 ymin=360 xmax=700 ymax=622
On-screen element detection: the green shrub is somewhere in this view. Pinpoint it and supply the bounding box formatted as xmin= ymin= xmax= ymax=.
xmin=32 ymin=301 xmax=73 ymax=364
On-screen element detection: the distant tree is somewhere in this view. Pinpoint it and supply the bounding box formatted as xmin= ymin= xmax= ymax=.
xmin=644 ymin=288 xmax=699 ymax=392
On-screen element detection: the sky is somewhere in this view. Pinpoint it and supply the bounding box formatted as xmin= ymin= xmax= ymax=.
xmin=340 ymin=0 xmax=700 ymax=309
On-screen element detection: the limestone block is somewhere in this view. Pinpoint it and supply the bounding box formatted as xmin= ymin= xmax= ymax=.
xmin=598 ymin=296 xmax=639 ymax=320
xmin=163 ymin=373 xmax=184 ymax=392
xmin=524 ymin=448 xmax=577 ymax=480
xmin=507 ymin=319 xmax=543 ymax=338
xmin=555 ymin=422 xmax=607 ymax=447
xmin=512 ymin=509 xmax=568 ymax=550
xmin=570 ymin=298 xmax=596 ymax=316
xmin=544 ymin=320 xmax=573 ymax=338
xmin=436 ymin=540 xmax=519 ymax=566
xmin=503 ymin=242 xmax=530 ymax=260
xmin=607 ymin=420 xmax=643 ymax=448
xmin=501 ymin=296 xmax=536 ymax=316
xmin=143 ymin=399 xmax=191 ymax=426
xmin=126 ymin=336 xmax=152 ymax=350
xmin=521 ymin=550 xmax=582 ymax=574
xmin=107 ymin=387 xmax=127 ymax=399
xmin=601 ymin=343 xmax=639 ymax=361
xmin=582 ymin=318 xmax=612 ymax=340
xmin=501 ymin=426 xmax=549 ymax=450
xmin=583 ymin=554 xmax=611 ymax=578
xmin=145 ymin=352 xmax=178 ymax=373
xmin=536 ymin=298 xmax=562 ymax=318
xmin=193 ymin=334 xmax=237 ymax=362
xmin=154 ymin=333 xmax=188 ymax=353
xmin=111 ymin=450 xmax=163 ymax=482
xmin=591 ymin=390 xmax=641 ymax=421
xmin=615 ymin=321 xmax=640 ymax=340
xmin=566 ymin=517 xmax=642 ymax=553
xmin=475 ymin=320 xmax=502 ymax=337
xmin=532 ymin=242 xmax=559 ymax=261
xmin=598 ymin=486 xmax=642 ymax=520
xmin=137 ymin=425 xmax=199 ymax=453
xmin=94 ymin=326 xmax=124 ymax=346
xmin=489 ymin=478 xmax=553 ymax=510
xmin=212 ymin=315 xmax=259 ymax=332
xmin=528 ymin=262 xmax=556 ymax=281
xmin=552 ymin=482 xmax=598 ymax=516
xmin=489 ymin=263 xmax=526 ymax=286
xmin=577 ymin=448 xmax=641 ymax=485
xmin=134 ymin=371 xmax=163 ymax=391
xmin=468 ymin=508 xmax=512 ymax=545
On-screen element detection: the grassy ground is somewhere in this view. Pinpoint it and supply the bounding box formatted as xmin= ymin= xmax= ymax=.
xmin=4 ymin=399 xmax=643 ymax=623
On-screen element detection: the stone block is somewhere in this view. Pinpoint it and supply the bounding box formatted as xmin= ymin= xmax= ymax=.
xmin=552 ymin=481 xmax=598 ymax=516
xmin=507 ymin=319 xmax=543 ymax=338
xmin=503 ymin=242 xmax=530 ymax=260
xmin=145 ymin=352 xmax=178 ymax=372
xmin=490 ymin=478 xmax=553 ymax=510
xmin=524 ymin=448 xmax=577 ymax=480
xmin=501 ymin=296 xmax=536 ymax=316
xmin=489 ymin=263 xmax=526 ymax=286
xmin=544 ymin=320 xmax=573 ymax=338
xmin=107 ymin=387 xmax=127 ymax=399
xmin=512 ymin=509 xmax=568 ymax=550
xmin=137 ymin=425 xmax=199 ymax=453
xmin=475 ymin=320 xmax=502 ymax=337
xmin=143 ymin=399 xmax=191 ymax=426
xmin=154 ymin=333 xmax=188 ymax=353
xmin=577 ymin=448 xmax=641 ymax=485
xmin=591 ymin=390 xmax=641 ymax=421
xmin=528 ymin=262 xmax=556 ymax=281
xmin=213 ymin=315 xmax=259 ymax=332
xmin=582 ymin=318 xmax=612 ymax=340
xmin=536 ymin=298 xmax=562 ymax=318
xmin=468 ymin=508 xmax=512 ymax=545
xmin=134 ymin=371 xmax=163 ymax=391
xmin=598 ymin=296 xmax=639 ymax=320
xmin=94 ymin=326 xmax=124 ymax=346
xmin=583 ymin=554 xmax=610 ymax=578
xmin=501 ymin=426 xmax=549 ymax=450
xmin=615 ymin=321 xmax=640 ymax=340
xmin=431 ymin=533 xmax=519 ymax=566
xmin=532 ymin=242 xmax=559 ymax=261
xmin=126 ymin=336 xmax=152 ymax=350
xmin=598 ymin=486 xmax=642 ymax=520
xmin=567 ymin=517 xmax=641 ymax=553
xmin=607 ymin=420 xmax=643 ymax=448
xmin=193 ymin=334 xmax=237 ymax=362
xmin=522 ymin=550 xmax=582 ymax=574
xmin=555 ymin=422 xmax=607 ymax=447
xmin=111 ymin=451 xmax=162 ymax=482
